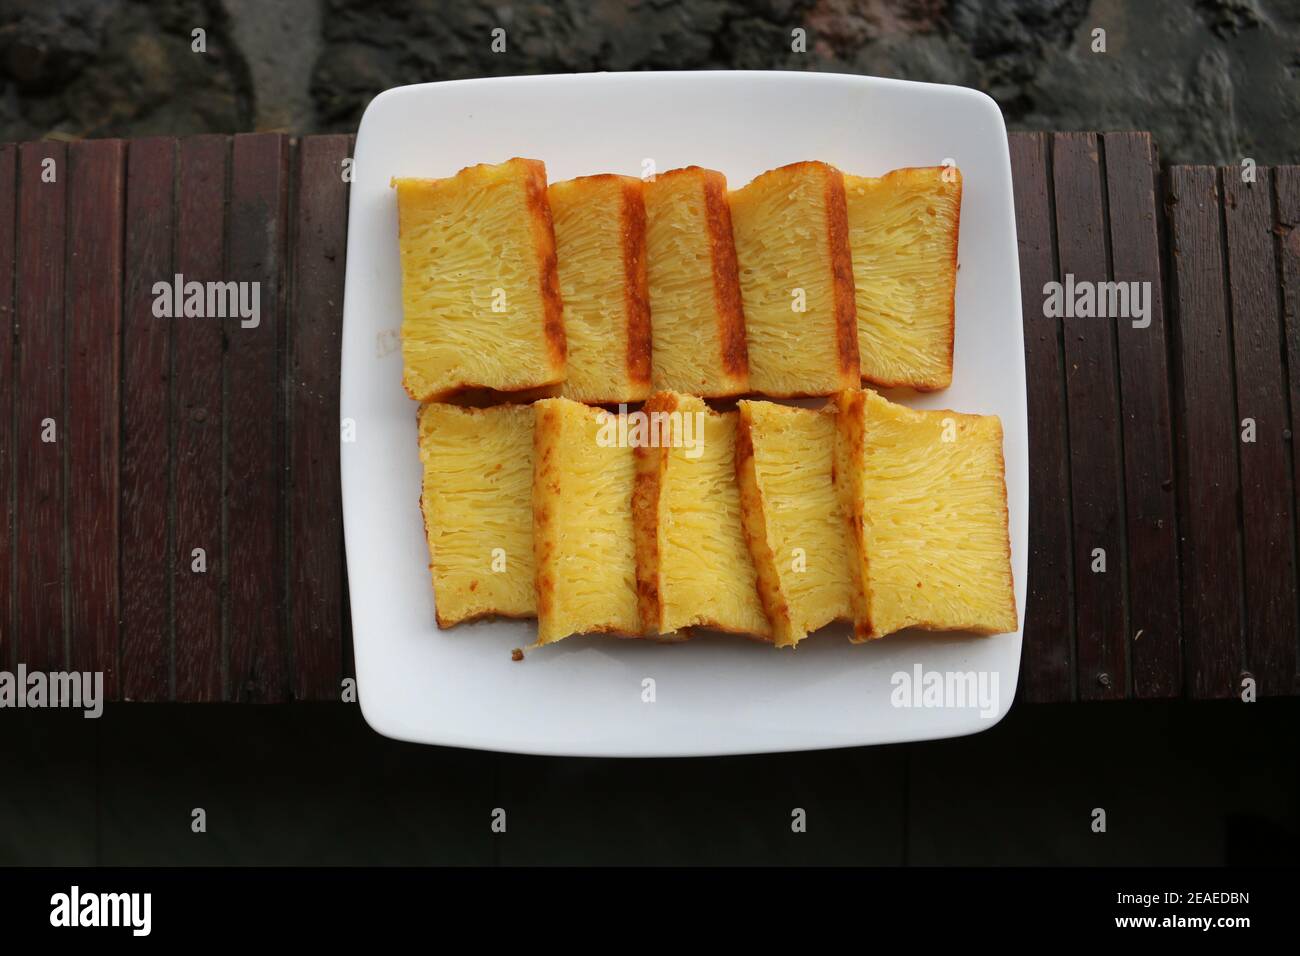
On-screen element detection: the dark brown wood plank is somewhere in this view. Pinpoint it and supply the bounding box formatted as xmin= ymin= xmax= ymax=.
xmin=1276 ymin=166 xmax=1300 ymax=695
xmin=1102 ymin=132 xmax=1182 ymax=698
xmin=0 ymin=145 xmax=15 ymax=669
xmin=120 ymin=137 xmax=175 ymax=701
xmin=66 ymin=139 xmax=125 ymax=690
xmin=173 ymin=135 xmax=227 ymax=702
xmin=227 ymin=132 xmax=289 ymax=702
xmin=1222 ymin=167 xmax=1298 ymax=697
xmin=1009 ymin=132 xmax=1074 ymax=702
xmin=1166 ymin=166 xmax=1245 ymax=699
xmin=1051 ymin=132 xmax=1128 ymax=700
xmin=15 ymin=142 xmax=67 ymax=671
xmin=288 ymin=135 xmax=350 ymax=701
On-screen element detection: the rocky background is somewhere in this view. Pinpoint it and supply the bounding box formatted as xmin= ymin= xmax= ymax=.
xmin=0 ymin=0 xmax=1296 ymax=163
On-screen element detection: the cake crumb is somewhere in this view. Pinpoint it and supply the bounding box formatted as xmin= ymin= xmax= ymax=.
xmin=511 ymin=648 xmax=524 ymax=662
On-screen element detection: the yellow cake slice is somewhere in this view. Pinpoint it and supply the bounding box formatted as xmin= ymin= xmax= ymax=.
xmin=643 ymin=166 xmax=749 ymax=397
xmin=729 ymin=161 xmax=860 ymax=397
xmin=633 ymin=392 xmax=770 ymax=638
xmin=734 ymin=400 xmax=852 ymax=646
xmin=417 ymin=402 xmax=536 ymax=627
xmin=549 ymin=174 xmax=652 ymax=403
xmin=832 ymin=388 xmax=1016 ymax=639
xmin=844 ymin=167 xmax=961 ymax=390
xmin=395 ymin=158 xmax=566 ymax=401
xmin=533 ymin=397 xmax=640 ymax=644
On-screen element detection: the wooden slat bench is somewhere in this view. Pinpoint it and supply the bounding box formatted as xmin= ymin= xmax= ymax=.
xmin=0 ymin=131 xmax=1295 ymax=703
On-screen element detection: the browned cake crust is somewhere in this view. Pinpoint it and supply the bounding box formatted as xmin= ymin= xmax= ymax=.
xmin=531 ymin=401 xmax=560 ymax=628
xmin=937 ymin=168 xmax=961 ymax=392
xmin=729 ymin=160 xmax=859 ymax=398
xmin=416 ymin=412 xmax=439 ymax=623
xmin=650 ymin=166 xmax=750 ymax=395
xmin=630 ymin=391 xmax=674 ymax=633
xmin=518 ymin=157 xmax=567 ymax=370
xmin=732 ymin=409 xmax=795 ymax=642
xmin=620 ymin=178 xmax=654 ymax=392
xmin=700 ymin=171 xmax=750 ymax=382
xmin=829 ymin=389 xmax=875 ymax=641
xmin=435 ymin=382 xmax=562 ymax=407
xmin=821 ymin=164 xmax=862 ymax=388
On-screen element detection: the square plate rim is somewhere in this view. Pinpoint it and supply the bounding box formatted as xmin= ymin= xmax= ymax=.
xmin=340 ymin=69 xmax=1026 ymax=757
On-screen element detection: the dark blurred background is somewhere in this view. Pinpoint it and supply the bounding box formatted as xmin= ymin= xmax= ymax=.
xmin=4 ymin=698 xmax=1298 ymax=865
xmin=0 ymin=0 xmax=1297 ymax=163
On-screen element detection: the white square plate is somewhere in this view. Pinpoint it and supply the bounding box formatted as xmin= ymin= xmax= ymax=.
xmin=341 ymin=71 xmax=1026 ymax=756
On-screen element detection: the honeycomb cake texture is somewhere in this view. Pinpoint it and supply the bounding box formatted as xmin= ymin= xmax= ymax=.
xmin=417 ymin=402 xmax=536 ymax=627
xmin=643 ymin=166 xmax=750 ymax=397
xmin=729 ymin=161 xmax=860 ymax=397
xmin=533 ymin=397 xmax=641 ymax=644
xmin=844 ymin=166 xmax=961 ymax=390
xmin=633 ymin=392 xmax=770 ymax=638
xmin=735 ymin=399 xmax=852 ymax=646
xmin=549 ymin=174 xmax=652 ymax=403
xmin=395 ymin=158 xmax=566 ymax=401
xmin=833 ymin=388 xmax=1016 ymax=639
